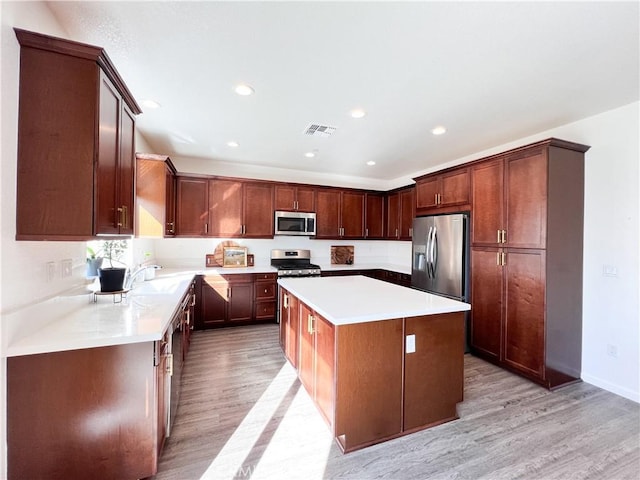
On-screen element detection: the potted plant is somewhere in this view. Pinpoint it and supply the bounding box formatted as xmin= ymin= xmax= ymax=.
xmin=98 ymin=239 xmax=128 ymax=292
xmin=86 ymin=247 xmax=103 ymax=278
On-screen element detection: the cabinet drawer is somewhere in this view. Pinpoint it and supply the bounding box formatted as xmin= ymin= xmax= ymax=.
xmin=255 ymin=282 xmax=276 ymax=300
xmin=255 ymin=272 xmax=277 ymax=281
xmin=255 ymin=301 xmax=276 ymax=320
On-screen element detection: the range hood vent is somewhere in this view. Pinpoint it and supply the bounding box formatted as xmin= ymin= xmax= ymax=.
xmin=304 ymin=124 xmax=337 ymax=137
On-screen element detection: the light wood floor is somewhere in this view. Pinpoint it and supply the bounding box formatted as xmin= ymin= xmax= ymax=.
xmin=154 ymin=324 xmax=639 ymax=480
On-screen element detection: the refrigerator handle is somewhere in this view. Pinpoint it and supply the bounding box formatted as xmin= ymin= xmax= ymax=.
xmin=426 ymin=226 xmax=434 ymax=278
xmin=431 ymin=226 xmax=438 ymax=276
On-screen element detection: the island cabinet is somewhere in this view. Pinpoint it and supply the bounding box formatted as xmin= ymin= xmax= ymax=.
xmin=278 ymin=277 xmax=467 ymax=453
xmin=469 ymin=138 xmax=590 ymax=389
xmin=14 ymin=29 xmax=141 ymax=240
xmin=414 ymin=167 xmax=470 ymax=214
xmin=8 ymin=342 xmax=162 ymax=479
xmin=315 ymin=188 xmax=365 ymax=239
xmin=386 ymin=186 xmax=415 ymax=240
xmin=175 ymin=177 xmax=274 ymax=237
xmin=279 ymin=288 xmax=299 ymax=367
xmin=135 ymin=153 xmax=177 ymax=237
xmin=274 ymin=184 xmax=315 ymax=212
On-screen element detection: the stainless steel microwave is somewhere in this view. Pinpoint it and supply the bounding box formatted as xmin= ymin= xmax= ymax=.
xmin=274 ymin=211 xmax=316 ymax=236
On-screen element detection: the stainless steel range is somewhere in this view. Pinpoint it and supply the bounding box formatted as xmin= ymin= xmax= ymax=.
xmin=271 ymin=249 xmax=321 ymax=277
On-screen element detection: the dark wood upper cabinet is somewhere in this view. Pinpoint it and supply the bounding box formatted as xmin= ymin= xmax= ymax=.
xmin=135 ymin=154 xmax=177 ymax=238
xmin=365 ymin=193 xmax=385 ymax=239
xmin=14 ymin=29 xmax=141 ymax=240
xmin=176 ymin=177 xmax=273 ymax=238
xmin=274 ymin=184 xmax=315 ymax=212
xmin=315 ymin=188 xmax=365 ymax=239
xmin=415 ymin=168 xmax=470 ymax=214
xmin=208 ymin=178 xmax=244 ymax=237
xmin=176 ymin=177 xmax=209 ymax=236
xmin=386 ymin=186 xmax=415 ymax=240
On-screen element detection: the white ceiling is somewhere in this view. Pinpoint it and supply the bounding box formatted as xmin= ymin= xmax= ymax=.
xmin=46 ymin=1 xmax=639 ymax=185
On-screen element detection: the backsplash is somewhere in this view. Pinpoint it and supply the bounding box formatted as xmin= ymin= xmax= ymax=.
xmin=151 ymin=237 xmax=411 ymax=269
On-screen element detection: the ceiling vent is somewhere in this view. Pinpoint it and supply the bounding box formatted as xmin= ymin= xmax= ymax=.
xmin=304 ymin=124 xmax=337 ymax=137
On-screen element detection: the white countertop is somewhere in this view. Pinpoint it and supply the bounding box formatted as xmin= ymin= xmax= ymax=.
xmin=278 ymin=275 xmax=470 ymax=326
xmin=4 ymin=263 xmax=412 ymax=358
xmin=5 ymin=273 xmax=197 ymax=357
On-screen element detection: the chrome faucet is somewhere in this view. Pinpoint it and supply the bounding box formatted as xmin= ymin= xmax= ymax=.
xmin=125 ymin=265 xmax=161 ymax=289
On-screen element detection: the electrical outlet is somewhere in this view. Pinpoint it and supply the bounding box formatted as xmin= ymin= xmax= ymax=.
xmin=61 ymin=259 xmax=72 ymax=278
xmin=406 ymin=334 xmax=416 ymax=354
xmin=46 ymin=261 xmax=56 ymax=282
xmin=606 ymin=344 xmax=618 ymax=358
xmin=603 ymin=265 xmax=618 ymax=277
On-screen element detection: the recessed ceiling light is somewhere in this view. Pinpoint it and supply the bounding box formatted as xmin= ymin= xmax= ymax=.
xmin=431 ymin=126 xmax=447 ymax=135
xmin=142 ymin=99 xmax=161 ymax=109
xmin=304 ymin=152 xmax=316 ymax=158
xmin=227 ymin=141 xmax=239 ymax=147
xmin=366 ymin=160 xmax=376 ymax=166
xmin=350 ymin=109 xmax=366 ymax=119
xmin=234 ymin=84 xmax=255 ymax=96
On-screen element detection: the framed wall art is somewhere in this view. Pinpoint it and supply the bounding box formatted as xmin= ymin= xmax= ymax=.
xmin=222 ymin=246 xmax=248 ymax=267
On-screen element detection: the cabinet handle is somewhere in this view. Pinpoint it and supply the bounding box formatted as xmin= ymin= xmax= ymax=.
xmin=308 ymin=314 xmax=314 ymax=334
xmin=501 ymin=230 xmax=506 ymax=244
xmin=434 ymin=193 xmax=438 ymax=205
xmin=227 ymin=287 xmax=231 ymax=299
xmin=409 ymin=227 xmax=413 ymax=238
xmin=395 ymin=228 xmax=399 ymax=238
xmin=294 ymin=200 xmax=298 ymax=210
xmin=123 ymin=205 xmax=128 ymax=229
xmin=166 ymin=353 xmax=173 ymax=376
xmin=497 ymin=252 xmax=501 ymax=266
xmin=116 ymin=207 xmax=123 ymax=227
xmin=283 ymin=294 xmax=289 ymax=309
xmin=205 ymin=223 xmax=208 ymax=234
xmin=502 ymin=251 xmax=506 ymax=266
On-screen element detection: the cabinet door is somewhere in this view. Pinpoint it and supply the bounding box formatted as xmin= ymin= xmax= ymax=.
xmin=341 ymin=191 xmax=365 ymax=238
xmin=470 ymin=248 xmax=503 ymax=360
xmin=135 ymin=157 xmax=166 ymax=238
xmin=118 ymin=104 xmax=136 ymax=235
xmin=228 ymin=281 xmax=253 ymax=322
xmin=503 ymin=249 xmax=546 ymax=379
xmin=314 ymin=314 xmax=335 ymax=426
xmin=298 ymin=302 xmax=315 ymax=394
xmin=286 ymin=294 xmax=299 ymax=368
xmin=243 ymin=182 xmax=274 ymax=237
xmin=296 ymin=187 xmax=315 ymax=212
xmin=415 ymin=177 xmax=440 ymax=210
xmin=440 ymin=169 xmax=470 ymax=207
xmin=165 ymin=165 xmax=176 ymax=236
xmin=176 ymin=177 xmax=209 ymax=236
xmin=316 ymin=189 xmax=341 ymax=238
xmin=274 ymin=185 xmax=296 ymax=211
xmin=404 ymin=313 xmax=464 ymax=431
xmin=209 ymin=179 xmax=243 ymax=237
xmin=399 ymin=188 xmax=415 ymax=240
xmin=471 ymin=159 xmax=504 ymax=245
xmin=505 ymin=152 xmax=548 ymax=249
xmin=365 ymin=193 xmax=385 ymax=239
xmin=386 ymin=192 xmax=400 ymax=239
xmin=199 ymin=278 xmax=227 ymax=328
xmin=95 ymin=72 xmax=120 ymax=235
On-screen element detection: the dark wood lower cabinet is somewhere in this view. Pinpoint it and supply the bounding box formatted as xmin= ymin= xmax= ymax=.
xmin=197 ymin=273 xmax=277 ymax=329
xmin=8 ymin=343 xmax=158 ymax=480
xmin=280 ymin=287 xmax=464 ymax=453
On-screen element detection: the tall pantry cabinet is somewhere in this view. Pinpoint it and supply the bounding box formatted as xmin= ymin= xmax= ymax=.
xmin=469 ymin=139 xmax=590 ymax=389
xmin=14 ymin=29 xmax=141 ymax=240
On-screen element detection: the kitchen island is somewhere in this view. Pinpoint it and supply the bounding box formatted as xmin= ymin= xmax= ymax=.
xmin=277 ymin=275 xmax=471 ymax=452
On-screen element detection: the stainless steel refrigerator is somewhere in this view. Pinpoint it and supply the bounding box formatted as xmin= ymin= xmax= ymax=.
xmin=411 ymin=213 xmax=470 ymax=348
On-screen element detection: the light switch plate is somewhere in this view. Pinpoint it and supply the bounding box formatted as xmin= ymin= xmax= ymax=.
xmin=406 ymin=334 xmax=416 ymax=354
xmin=46 ymin=261 xmax=56 ymax=282
xmin=61 ymin=259 xmax=72 ymax=278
